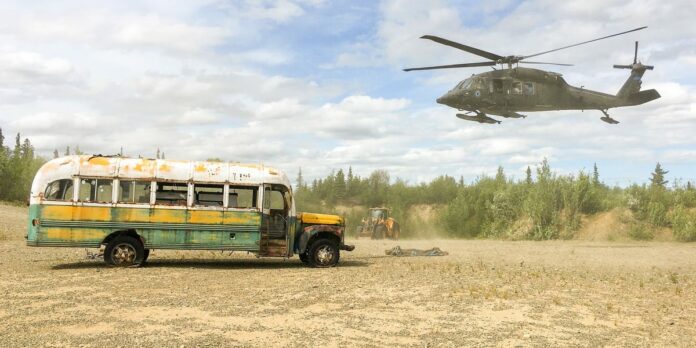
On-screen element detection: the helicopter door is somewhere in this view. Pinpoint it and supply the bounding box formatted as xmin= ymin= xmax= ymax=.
xmin=490 ymin=79 xmax=504 ymax=94
xmin=508 ymin=80 xmax=527 ymax=107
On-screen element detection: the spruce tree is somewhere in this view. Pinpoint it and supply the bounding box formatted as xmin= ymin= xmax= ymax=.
xmin=592 ymin=163 xmax=600 ymax=186
xmin=525 ymin=166 xmax=532 ymax=185
xmin=650 ymin=162 xmax=669 ymax=188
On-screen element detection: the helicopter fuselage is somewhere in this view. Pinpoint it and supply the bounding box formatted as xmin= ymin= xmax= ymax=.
xmin=437 ymin=67 xmax=652 ymax=118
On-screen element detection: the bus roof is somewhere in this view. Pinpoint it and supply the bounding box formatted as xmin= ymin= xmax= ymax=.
xmin=32 ymin=155 xmax=291 ymax=193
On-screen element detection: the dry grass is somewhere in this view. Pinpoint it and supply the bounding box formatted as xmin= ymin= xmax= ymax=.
xmin=1 ymin=204 xmax=695 ymax=346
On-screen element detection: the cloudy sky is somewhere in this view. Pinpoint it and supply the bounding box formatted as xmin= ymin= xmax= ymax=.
xmin=1 ymin=0 xmax=695 ymax=185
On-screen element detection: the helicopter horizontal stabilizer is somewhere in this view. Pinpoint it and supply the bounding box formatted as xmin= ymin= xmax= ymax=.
xmin=627 ymin=89 xmax=661 ymax=105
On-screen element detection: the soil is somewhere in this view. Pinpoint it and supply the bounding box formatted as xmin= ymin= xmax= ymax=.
xmin=1 ymin=204 xmax=695 ymax=346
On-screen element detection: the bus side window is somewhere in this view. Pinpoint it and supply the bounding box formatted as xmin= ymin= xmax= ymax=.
xmin=79 ymin=179 xmax=96 ymax=202
xmin=194 ymin=184 xmax=224 ymax=207
xmin=78 ymin=178 xmax=111 ymax=202
xmin=44 ymin=179 xmax=73 ymax=201
xmin=228 ymin=186 xmax=258 ymax=209
xmin=118 ymin=180 xmax=151 ymax=204
xmin=155 ymin=182 xmax=188 ymax=206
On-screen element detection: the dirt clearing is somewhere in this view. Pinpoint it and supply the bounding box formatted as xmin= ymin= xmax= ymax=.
xmin=1 ymin=205 xmax=695 ymax=346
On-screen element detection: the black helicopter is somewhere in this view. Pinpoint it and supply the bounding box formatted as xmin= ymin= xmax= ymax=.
xmin=404 ymin=27 xmax=660 ymax=124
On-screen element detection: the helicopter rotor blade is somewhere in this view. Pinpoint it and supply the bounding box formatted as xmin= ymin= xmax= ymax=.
xmin=403 ymin=61 xmax=496 ymax=71
xmin=522 ymin=26 xmax=647 ymax=60
xmin=634 ymin=41 xmax=638 ymax=64
xmin=420 ymin=35 xmax=503 ymax=61
xmin=520 ymin=61 xmax=574 ymax=66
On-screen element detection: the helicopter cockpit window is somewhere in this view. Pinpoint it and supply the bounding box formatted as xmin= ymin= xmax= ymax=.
xmin=460 ymin=78 xmax=473 ymax=90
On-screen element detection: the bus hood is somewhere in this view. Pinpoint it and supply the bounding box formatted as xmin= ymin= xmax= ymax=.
xmin=298 ymin=212 xmax=344 ymax=226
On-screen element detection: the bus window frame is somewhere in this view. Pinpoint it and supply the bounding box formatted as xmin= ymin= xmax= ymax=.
xmin=116 ymin=179 xmax=153 ymax=205
xmin=43 ymin=178 xmax=75 ymax=202
xmin=153 ymin=181 xmax=190 ymax=207
xmin=77 ymin=177 xmax=115 ymax=204
xmin=192 ymin=183 xmax=225 ymax=209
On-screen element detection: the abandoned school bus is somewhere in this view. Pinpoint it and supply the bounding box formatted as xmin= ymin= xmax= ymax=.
xmin=27 ymin=155 xmax=354 ymax=267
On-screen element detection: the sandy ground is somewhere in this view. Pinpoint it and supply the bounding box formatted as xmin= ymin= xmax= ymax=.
xmin=1 ymin=204 xmax=695 ymax=347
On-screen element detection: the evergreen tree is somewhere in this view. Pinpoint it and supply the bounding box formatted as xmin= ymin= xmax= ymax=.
xmin=296 ymin=167 xmax=305 ymax=190
xmin=74 ymin=145 xmax=83 ymax=155
xmin=65 ymin=146 xmax=70 ymax=156
xmin=592 ymin=162 xmax=600 ymax=186
xmin=525 ymin=166 xmax=532 ymax=185
xmin=495 ymin=166 xmax=506 ymax=185
xmin=53 ymin=149 xmax=59 ymax=158
xmin=334 ymin=169 xmax=346 ymax=201
xmin=156 ymin=148 xmax=161 ymax=159
xmin=650 ymin=162 xmax=669 ymax=188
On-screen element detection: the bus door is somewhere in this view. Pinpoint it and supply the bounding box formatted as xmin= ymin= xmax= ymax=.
xmin=260 ymin=184 xmax=290 ymax=256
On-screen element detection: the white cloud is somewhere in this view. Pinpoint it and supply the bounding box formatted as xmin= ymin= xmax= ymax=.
xmin=1 ymin=0 xmax=695 ymax=185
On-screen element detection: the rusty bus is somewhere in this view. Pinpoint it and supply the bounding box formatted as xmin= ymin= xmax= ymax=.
xmin=27 ymin=155 xmax=353 ymax=267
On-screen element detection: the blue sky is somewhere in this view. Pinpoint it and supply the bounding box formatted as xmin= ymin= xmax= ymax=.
xmin=0 ymin=0 xmax=695 ymax=186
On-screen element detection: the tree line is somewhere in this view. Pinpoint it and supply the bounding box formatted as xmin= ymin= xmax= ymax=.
xmin=296 ymin=161 xmax=696 ymax=242
xmin=0 ymin=129 xmax=45 ymax=202
xmin=2 ymin=130 xmax=695 ymax=241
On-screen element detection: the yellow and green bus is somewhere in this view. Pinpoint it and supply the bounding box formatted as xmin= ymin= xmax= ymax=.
xmin=27 ymin=155 xmax=353 ymax=267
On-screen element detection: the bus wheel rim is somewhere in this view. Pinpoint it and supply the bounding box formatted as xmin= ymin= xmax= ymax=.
xmin=316 ymin=245 xmax=334 ymax=265
xmin=112 ymin=243 xmax=136 ymax=264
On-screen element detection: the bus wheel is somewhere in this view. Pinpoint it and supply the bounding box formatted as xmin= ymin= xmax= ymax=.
xmin=143 ymin=249 xmax=151 ymax=263
xmin=299 ymin=252 xmax=309 ymax=265
xmin=307 ymin=239 xmax=339 ymax=268
xmin=104 ymin=236 xmax=145 ymax=267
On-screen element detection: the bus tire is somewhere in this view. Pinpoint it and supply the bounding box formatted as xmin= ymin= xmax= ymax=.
xmin=143 ymin=249 xmax=151 ymax=263
xmin=299 ymin=252 xmax=309 ymax=265
xmin=307 ymin=238 xmax=339 ymax=268
xmin=104 ymin=235 xmax=145 ymax=267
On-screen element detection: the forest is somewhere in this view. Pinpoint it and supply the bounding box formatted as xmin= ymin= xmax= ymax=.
xmin=3 ymin=129 xmax=695 ymax=242
xmin=295 ymin=161 xmax=696 ymax=242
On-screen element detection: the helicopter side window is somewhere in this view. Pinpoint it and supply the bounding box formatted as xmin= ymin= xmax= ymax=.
xmin=491 ymin=79 xmax=504 ymax=94
xmin=523 ymin=82 xmax=535 ymax=95
xmin=511 ymin=82 xmax=522 ymax=94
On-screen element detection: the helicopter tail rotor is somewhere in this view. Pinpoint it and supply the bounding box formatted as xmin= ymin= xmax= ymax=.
xmin=613 ymin=41 xmax=654 ymax=70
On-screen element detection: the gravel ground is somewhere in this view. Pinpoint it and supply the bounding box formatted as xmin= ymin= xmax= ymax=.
xmin=1 ymin=204 xmax=695 ymax=347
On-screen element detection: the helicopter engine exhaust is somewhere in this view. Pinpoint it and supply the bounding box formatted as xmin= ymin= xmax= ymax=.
xmin=456 ymin=113 xmax=501 ymax=124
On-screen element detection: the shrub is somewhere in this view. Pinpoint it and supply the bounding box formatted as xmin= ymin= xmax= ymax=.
xmin=671 ymin=206 xmax=696 ymax=242
xmin=628 ymin=222 xmax=654 ymax=241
